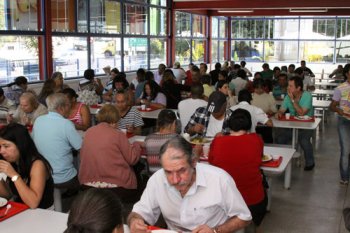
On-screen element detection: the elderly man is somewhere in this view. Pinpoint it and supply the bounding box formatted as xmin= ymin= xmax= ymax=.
xmin=33 ymin=93 xmax=82 ymax=192
xmin=115 ymin=90 xmax=144 ymax=135
xmin=128 ymin=136 xmax=251 ymax=233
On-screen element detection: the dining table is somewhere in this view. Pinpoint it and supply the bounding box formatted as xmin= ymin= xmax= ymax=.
xmin=0 ymin=208 xmax=131 ymax=233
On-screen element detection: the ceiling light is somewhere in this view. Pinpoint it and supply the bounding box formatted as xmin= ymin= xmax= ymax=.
xmin=289 ymin=8 xmax=328 ymax=13
xmin=218 ymin=10 xmax=254 ymax=13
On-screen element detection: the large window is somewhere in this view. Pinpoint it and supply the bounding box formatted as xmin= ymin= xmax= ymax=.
xmin=212 ymin=17 xmax=228 ymax=63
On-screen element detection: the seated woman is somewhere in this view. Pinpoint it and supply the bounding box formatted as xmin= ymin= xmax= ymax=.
xmin=51 ymin=71 xmax=69 ymax=92
xmin=61 ymin=88 xmax=91 ymax=131
xmin=0 ymin=123 xmax=53 ymax=209
xmin=161 ymin=69 xmax=182 ymax=109
xmin=102 ymin=72 xmax=133 ymax=103
xmin=79 ymin=104 xmax=143 ymax=203
xmin=38 ymin=79 xmax=56 ymax=107
xmin=65 ymin=189 xmax=123 ymax=233
xmin=136 ymin=80 xmax=166 ymax=109
xmin=7 ymin=92 xmax=48 ymax=129
xmin=145 ymin=109 xmax=178 ymax=172
xmin=209 ymin=109 xmax=267 ymax=232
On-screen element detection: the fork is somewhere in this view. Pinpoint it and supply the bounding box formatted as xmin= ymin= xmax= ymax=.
xmin=0 ymin=204 xmax=11 ymax=218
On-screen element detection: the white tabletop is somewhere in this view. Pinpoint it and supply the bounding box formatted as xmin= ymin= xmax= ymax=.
xmin=312 ymin=89 xmax=334 ymax=95
xmin=139 ymin=108 xmax=162 ymax=119
xmin=271 ymin=117 xmax=321 ymax=130
xmin=315 ymin=82 xmax=338 ymax=87
xmin=0 ymin=209 xmax=68 ymax=233
xmin=261 ymin=146 xmax=295 ymax=175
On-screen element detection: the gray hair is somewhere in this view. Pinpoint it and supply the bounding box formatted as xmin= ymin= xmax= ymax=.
xmin=46 ymin=93 xmax=69 ymax=112
xmin=159 ymin=135 xmax=195 ymax=165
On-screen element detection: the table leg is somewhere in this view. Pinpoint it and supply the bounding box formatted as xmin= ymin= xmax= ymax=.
xmin=267 ymin=177 xmax=272 ymax=211
xmin=284 ymin=161 xmax=292 ymax=189
xmin=292 ymin=129 xmax=296 ymax=149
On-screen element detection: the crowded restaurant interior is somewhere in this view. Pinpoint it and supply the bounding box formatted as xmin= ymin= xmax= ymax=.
xmin=1 ymin=0 xmax=350 ymax=233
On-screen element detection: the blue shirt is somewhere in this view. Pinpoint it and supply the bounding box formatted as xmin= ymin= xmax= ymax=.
xmin=33 ymin=112 xmax=82 ymax=184
xmin=281 ymin=91 xmax=313 ymax=117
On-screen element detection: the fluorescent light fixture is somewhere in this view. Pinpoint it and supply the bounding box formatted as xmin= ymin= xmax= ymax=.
xmin=289 ymin=8 xmax=328 ymax=13
xmin=218 ymin=9 xmax=254 ymax=13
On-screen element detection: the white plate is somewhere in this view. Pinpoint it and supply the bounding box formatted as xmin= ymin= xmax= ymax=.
xmin=262 ymin=154 xmax=272 ymax=162
xmin=0 ymin=197 xmax=7 ymax=207
xmin=151 ymin=230 xmax=178 ymax=233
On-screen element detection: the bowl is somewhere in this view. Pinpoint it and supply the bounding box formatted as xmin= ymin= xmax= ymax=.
xmin=0 ymin=197 xmax=7 ymax=207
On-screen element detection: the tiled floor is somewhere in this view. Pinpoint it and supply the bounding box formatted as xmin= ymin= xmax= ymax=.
xmin=257 ymin=113 xmax=349 ymax=233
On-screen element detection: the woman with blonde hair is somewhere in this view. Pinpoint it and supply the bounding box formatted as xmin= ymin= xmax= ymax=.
xmin=79 ymin=104 xmax=143 ymax=203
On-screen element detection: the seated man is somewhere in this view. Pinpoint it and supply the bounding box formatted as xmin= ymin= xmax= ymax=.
xmin=115 ymin=90 xmax=144 ymax=135
xmin=33 ymin=93 xmax=82 ymax=192
xmin=128 ymin=136 xmax=251 ymax=233
xmin=0 ymin=87 xmax=16 ymax=124
xmin=275 ymin=76 xmax=315 ymax=171
xmin=184 ymin=91 xmax=231 ymax=137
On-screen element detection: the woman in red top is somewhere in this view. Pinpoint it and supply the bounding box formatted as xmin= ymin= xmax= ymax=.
xmin=209 ymin=108 xmax=267 ymax=232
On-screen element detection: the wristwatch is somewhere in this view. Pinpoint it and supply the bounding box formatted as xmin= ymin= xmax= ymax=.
xmin=291 ymin=99 xmax=295 ymax=103
xmin=11 ymin=175 xmax=19 ymax=182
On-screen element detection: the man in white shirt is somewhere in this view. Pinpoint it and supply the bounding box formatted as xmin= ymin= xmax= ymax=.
xmin=171 ymin=61 xmax=187 ymax=84
xmin=230 ymin=89 xmax=273 ymax=133
xmin=154 ymin=63 xmax=166 ymax=84
xmin=128 ymin=136 xmax=251 ymax=233
xmin=178 ymin=84 xmax=207 ymax=133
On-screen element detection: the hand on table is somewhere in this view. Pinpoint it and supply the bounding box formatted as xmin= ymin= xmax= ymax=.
xmin=129 ymin=218 xmax=150 ymax=233
xmin=191 ymin=224 xmax=213 ymax=233
xmin=0 ymin=160 xmax=18 ymax=179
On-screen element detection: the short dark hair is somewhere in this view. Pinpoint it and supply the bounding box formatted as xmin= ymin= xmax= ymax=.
xmin=253 ymin=78 xmax=264 ymax=89
xmin=278 ymin=73 xmax=288 ymax=80
xmin=343 ymin=63 xmax=350 ymax=78
xmin=192 ymin=65 xmax=200 ymax=73
xmin=111 ymin=68 xmax=119 ymax=75
xmin=219 ymin=70 xmax=228 ymax=79
xmin=288 ymin=64 xmax=295 ymax=69
xmin=157 ymin=109 xmax=177 ymax=129
xmin=64 ymin=189 xmax=123 ymax=233
xmin=215 ymin=62 xmax=221 ymax=70
xmin=191 ymin=83 xmax=204 ymax=98
xmin=237 ymin=69 xmax=247 ymax=80
xmin=159 ymin=135 xmax=194 ymax=165
xmin=83 ymin=69 xmax=95 ymax=80
xmin=113 ymin=72 xmax=129 ymax=90
xmin=228 ymin=109 xmax=252 ymax=132
xmin=240 ymin=61 xmax=246 ymax=67
xmin=216 ymin=80 xmax=227 ymax=90
xmin=289 ymin=76 xmax=303 ymax=90
xmin=201 ymin=74 xmax=211 ymax=85
xmin=238 ymin=89 xmax=252 ymax=103
xmin=61 ymin=87 xmax=79 ymax=99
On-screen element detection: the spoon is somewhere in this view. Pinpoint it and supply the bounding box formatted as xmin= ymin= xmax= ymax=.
xmin=0 ymin=204 xmax=11 ymax=218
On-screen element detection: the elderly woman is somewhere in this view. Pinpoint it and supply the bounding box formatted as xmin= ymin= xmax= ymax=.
xmin=61 ymin=88 xmax=91 ymax=131
xmin=7 ymin=92 xmax=48 ymax=128
xmin=209 ymin=109 xmax=267 ymax=233
xmin=0 ymin=123 xmax=53 ymax=209
xmin=65 ymin=189 xmax=123 ymax=233
xmin=79 ymin=104 xmax=143 ymax=203
xmin=144 ymin=109 xmax=178 ymax=172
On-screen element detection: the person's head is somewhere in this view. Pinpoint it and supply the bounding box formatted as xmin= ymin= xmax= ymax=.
xmin=145 ymin=71 xmax=154 ymax=82
xmin=288 ymin=76 xmax=303 ymax=95
xmin=215 ymin=62 xmax=221 ymax=71
xmin=143 ymin=80 xmax=161 ymax=100
xmin=15 ymin=76 xmax=28 ymax=90
xmin=39 ymin=79 xmax=56 ymax=99
xmin=96 ymin=104 xmax=120 ymax=125
xmin=240 ymin=60 xmax=246 ymax=68
xmin=191 ymin=66 xmax=201 ymax=84
xmin=110 ymin=68 xmax=120 ymax=79
xmin=188 ymin=62 xmax=194 ymax=71
xmin=207 ymin=91 xmax=227 ymax=119
xmin=0 ymin=123 xmax=51 ymax=179
xmin=158 ymin=64 xmax=166 ymax=75
xmin=113 ymin=72 xmax=129 ymax=91
xmin=273 ymin=66 xmax=281 ymax=77
xmin=288 ymin=64 xmax=295 ymax=73
xmin=61 ymin=88 xmax=79 ymax=105
xmin=46 ymin=93 xmax=71 ymax=118
xmin=343 ymin=64 xmax=350 ymax=80
xmin=114 ymin=90 xmax=129 ymax=112
xmin=278 ymin=73 xmax=288 ymax=87
xmin=254 ymin=72 xmax=262 ymax=80
xmin=281 ymin=65 xmax=288 ymax=73
xmin=228 ymin=109 xmax=252 ymax=133
xmin=136 ymin=68 xmax=146 ymax=82
xmin=338 ymin=64 xmax=344 ymax=70
xmin=157 ymin=109 xmax=177 ymax=132
xmin=0 ymin=87 xmax=4 ymax=102
xmin=190 ymin=84 xmax=204 ymax=99
xmin=162 ymin=69 xmax=176 ymax=83
xmin=84 ymin=69 xmax=95 ymax=81
xmin=262 ymin=63 xmax=270 ymax=71
xmin=238 ymin=89 xmax=252 ymax=104
xmin=233 ymin=64 xmax=241 ymax=71
xmin=65 ymin=189 xmax=123 ymax=233
xmin=19 ymin=92 xmax=39 ymax=113
xmin=253 ymin=78 xmax=265 ymax=95
xmin=173 ymin=61 xmax=181 ymax=69
xmin=51 ymin=71 xmax=64 ymax=89
xmin=216 ymin=80 xmax=229 ymax=96
xmin=237 ymin=69 xmax=247 ymax=80
xmin=218 ymin=70 xmax=228 ymax=81
xmin=300 ymin=60 xmax=306 ymax=68
xmin=201 ymin=74 xmax=211 ymax=85
xmin=159 ymin=135 xmax=196 ymax=194
xmin=199 ymin=63 xmax=207 ymax=74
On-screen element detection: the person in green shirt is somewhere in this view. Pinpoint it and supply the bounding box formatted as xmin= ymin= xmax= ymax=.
xmin=275 ymin=76 xmax=315 ymax=171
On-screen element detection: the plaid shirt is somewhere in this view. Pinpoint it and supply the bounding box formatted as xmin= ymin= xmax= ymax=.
xmin=184 ymin=106 xmax=232 ymax=136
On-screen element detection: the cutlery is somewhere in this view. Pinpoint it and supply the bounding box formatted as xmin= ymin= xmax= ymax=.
xmin=0 ymin=204 xmax=11 ymax=218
